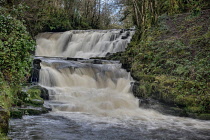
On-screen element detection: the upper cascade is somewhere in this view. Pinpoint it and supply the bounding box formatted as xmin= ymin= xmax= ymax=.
xmin=35 ymin=29 xmax=135 ymax=58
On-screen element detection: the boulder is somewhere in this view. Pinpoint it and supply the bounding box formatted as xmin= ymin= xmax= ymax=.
xmin=39 ymin=87 xmax=49 ymax=100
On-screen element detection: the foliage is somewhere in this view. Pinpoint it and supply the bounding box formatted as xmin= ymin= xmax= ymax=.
xmin=1 ymin=0 xmax=126 ymax=35
xmin=120 ymin=9 xmax=210 ymax=117
xmin=0 ymin=133 xmax=8 ymax=140
xmin=0 ymin=7 xmax=35 ymax=135
xmin=0 ymin=76 xmax=11 ymax=136
xmin=0 ymin=76 xmax=12 ymax=110
xmin=0 ymin=10 xmax=35 ymax=86
xmin=124 ymin=0 xmax=210 ymax=39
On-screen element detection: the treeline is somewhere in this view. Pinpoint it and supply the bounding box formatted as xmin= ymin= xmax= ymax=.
xmin=119 ymin=0 xmax=210 ymax=38
xmin=1 ymin=0 xmax=124 ymax=36
xmin=0 ymin=0 xmax=127 ymax=102
xmin=0 ymin=0 xmax=122 ymax=91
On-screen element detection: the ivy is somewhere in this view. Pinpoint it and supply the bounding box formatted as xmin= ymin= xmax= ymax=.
xmin=0 ymin=9 xmax=35 ymax=87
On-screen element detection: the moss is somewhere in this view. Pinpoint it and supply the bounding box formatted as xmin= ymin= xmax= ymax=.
xmin=29 ymin=99 xmax=44 ymax=106
xmin=133 ymin=74 xmax=156 ymax=82
xmin=27 ymin=87 xmax=42 ymax=100
xmin=8 ymin=86 xmax=48 ymax=119
xmin=186 ymin=106 xmax=204 ymax=113
xmin=204 ymin=31 xmax=210 ymax=38
xmin=152 ymin=68 xmax=163 ymax=74
xmin=198 ymin=114 xmax=210 ymax=120
xmin=10 ymin=109 xmax=23 ymax=119
xmin=19 ymin=107 xmax=49 ymax=115
xmin=162 ymin=79 xmax=177 ymax=87
xmin=0 ymin=133 xmax=9 ymax=140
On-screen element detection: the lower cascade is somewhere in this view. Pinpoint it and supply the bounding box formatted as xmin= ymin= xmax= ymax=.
xmin=9 ymin=30 xmax=210 ymax=140
xmin=39 ymin=58 xmax=139 ymax=116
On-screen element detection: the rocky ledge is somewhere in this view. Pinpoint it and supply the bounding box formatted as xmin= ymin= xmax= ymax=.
xmin=10 ymin=85 xmax=51 ymax=119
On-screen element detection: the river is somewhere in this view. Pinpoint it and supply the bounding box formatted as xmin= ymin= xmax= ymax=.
xmin=9 ymin=30 xmax=210 ymax=140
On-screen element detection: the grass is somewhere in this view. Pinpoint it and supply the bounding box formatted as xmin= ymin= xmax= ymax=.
xmin=114 ymin=9 xmax=210 ymax=119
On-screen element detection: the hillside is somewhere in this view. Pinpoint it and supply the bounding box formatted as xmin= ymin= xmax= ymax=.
xmin=111 ymin=9 xmax=210 ymax=119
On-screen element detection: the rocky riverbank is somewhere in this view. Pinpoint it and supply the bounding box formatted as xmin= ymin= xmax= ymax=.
xmin=10 ymin=85 xmax=50 ymax=119
xmin=0 ymin=84 xmax=50 ymax=138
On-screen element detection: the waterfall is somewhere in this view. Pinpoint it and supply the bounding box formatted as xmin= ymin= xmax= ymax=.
xmin=35 ymin=29 xmax=142 ymax=117
xmin=35 ymin=29 xmax=135 ymax=58
xmin=38 ymin=58 xmax=143 ymax=116
xmin=9 ymin=29 xmax=210 ymax=140
xmin=36 ymin=29 xmax=141 ymax=116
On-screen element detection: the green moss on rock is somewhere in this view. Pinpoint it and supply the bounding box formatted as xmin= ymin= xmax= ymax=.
xmin=10 ymin=109 xmax=24 ymax=119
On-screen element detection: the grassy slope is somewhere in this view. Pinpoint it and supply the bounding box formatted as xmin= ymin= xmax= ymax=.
xmin=116 ymin=10 xmax=210 ymax=119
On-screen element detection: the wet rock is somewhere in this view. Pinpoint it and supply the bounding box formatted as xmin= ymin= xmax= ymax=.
xmin=19 ymin=106 xmax=50 ymax=115
xmin=105 ymin=52 xmax=113 ymax=58
xmin=30 ymin=99 xmax=44 ymax=106
xmin=139 ymin=98 xmax=150 ymax=106
xmin=43 ymin=104 xmax=52 ymax=112
xmin=67 ymin=58 xmax=84 ymax=61
xmin=10 ymin=108 xmax=24 ymax=119
xmin=138 ymin=98 xmax=188 ymax=117
xmin=10 ymin=85 xmax=51 ymax=119
xmin=28 ymin=85 xmax=49 ymax=101
xmin=121 ymin=31 xmax=130 ymax=39
xmin=92 ymin=59 xmax=102 ymax=64
xmin=121 ymin=36 xmax=127 ymax=39
xmin=121 ymin=63 xmax=131 ymax=72
xmin=131 ymin=82 xmax=140 ymax=97
xmin=39 ymin=87 xmax=49 ymax=100
xmin=10 ymin=106 xmax=51 ymax=118
xmin=29 ymin=59 xmax=42 ymax=83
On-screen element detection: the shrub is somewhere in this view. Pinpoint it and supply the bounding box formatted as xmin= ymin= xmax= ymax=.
xmin=0 ymin=10 xmax=35 ymax=86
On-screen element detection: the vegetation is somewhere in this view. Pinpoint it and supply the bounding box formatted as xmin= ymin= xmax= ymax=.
xmin=0 ymin=5 xmax=34 ymax=136
xmin=102 ymin=0 xmax=210 ymax=119
xmin=0 ymin=10 xmax=35 ymax=86
xmin=118 ymin=0 xmax=210 ymax=38
xmin=0 ymin=0 xmax=210 ymax=137
xmin=1 ymin=0 xmax=126 ymax=36
xmin=116 ymin=1 xmax=210 ymax=119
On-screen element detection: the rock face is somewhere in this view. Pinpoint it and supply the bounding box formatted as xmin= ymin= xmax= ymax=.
xmin=131 ymin=82 xmax=140 ymax=97
xmin=29 ymin=59 xmax=42 ymax=83
xmin=121 ymin=31 xmax=130 ymax=39
xmin=10 ymin=85 xmax=50 ymax=119
xmin=39 ymin=87 xmax=49 ymax=100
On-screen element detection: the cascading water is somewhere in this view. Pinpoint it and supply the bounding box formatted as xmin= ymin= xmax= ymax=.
xmin=36 ymin=29 xmax=134 ymax=58
xmin=38 ymin=58 xmax=140 ymax=117
xmin=9 ymin=29 xmax=210 ymax=140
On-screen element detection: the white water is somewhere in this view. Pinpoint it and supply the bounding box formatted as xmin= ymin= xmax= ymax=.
xmin=38 ymin=58 xmax=210 ymax=127
xmin=36 ymin=30 xmax=134 ymax=58
xmin=39 ymin=58 xmax=139 ymax=117
xmin=9 ymin=30 xmax=210 ymax=140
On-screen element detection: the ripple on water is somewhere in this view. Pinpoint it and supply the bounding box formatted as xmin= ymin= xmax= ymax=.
xmin=9 ymin=112 xmax=210 ymax=140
